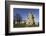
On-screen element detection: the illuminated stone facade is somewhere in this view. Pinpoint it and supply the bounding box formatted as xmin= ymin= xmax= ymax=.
xmin=26 ymin=12 xmax=35 ymax=26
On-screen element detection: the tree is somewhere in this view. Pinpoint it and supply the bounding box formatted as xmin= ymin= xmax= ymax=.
xmin=15 ymin=13 xmax=22 ymax=24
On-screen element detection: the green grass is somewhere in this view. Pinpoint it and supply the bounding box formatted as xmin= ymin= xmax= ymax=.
xmin=13 ymin=23 xmax=39 ymax=28
xmin=13 ymin=23 xmax=26 ymax=28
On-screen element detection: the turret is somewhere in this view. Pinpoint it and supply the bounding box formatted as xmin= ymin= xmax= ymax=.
xmin=26 ymin=12 xmax=35 ymax=26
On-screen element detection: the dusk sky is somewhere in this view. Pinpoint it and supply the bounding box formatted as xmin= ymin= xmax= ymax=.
xmin=13 ymin=8 xmax=39 ymax=22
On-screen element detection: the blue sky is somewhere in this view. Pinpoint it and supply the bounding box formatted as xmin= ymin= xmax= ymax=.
xmin=13 ymin=8 xmax=39 ymax=22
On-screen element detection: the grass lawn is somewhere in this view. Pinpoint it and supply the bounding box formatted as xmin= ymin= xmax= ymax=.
xmin=13 ymin=23 xmax=39 ymax=28
xmin=13 ymin=23 xmax=26 ymax=28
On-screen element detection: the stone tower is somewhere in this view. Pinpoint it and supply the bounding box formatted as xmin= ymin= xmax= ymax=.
xmin=26 ymin=12 xmax=35 ymax=26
